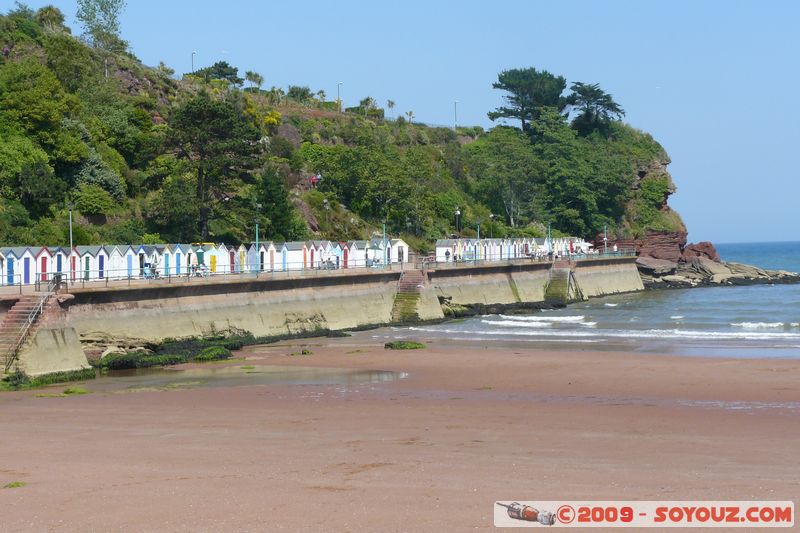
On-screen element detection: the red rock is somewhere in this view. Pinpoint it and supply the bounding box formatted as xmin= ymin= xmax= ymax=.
xmin=682 ymin=241 xmax=720 ymax=262
xmin=595 ymin=231 xmax=686 ymax=262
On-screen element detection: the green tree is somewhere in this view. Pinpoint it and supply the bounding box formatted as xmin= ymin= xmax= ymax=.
xmin=464 ymin=127 xmax=539 ymax=228
xmin=245 ymin=70 xmax=263 ymax=90
xmin=0 ymin=58 xmax=87 ymax=166
xmin=258 ymin=165 xmax=299 ymax=240
xmin=195 ymin=61 xmax=243 ymax=85
xmin=145 ymin=173 xmax=200 ymax=242
xmin=387 ymin=99 xmax=395 ymax=119
xmin=566 ymin=82 xmax=625 ymax=136
xmin=75 ymin=0 xmax=127 ymax=51
xmin=74 ymin=182 xmax=114 ymax=215
xmin=287 ymin=85 xmax=312 ymax=102
xmin=488 ymin=67 xmax=567 ymax=134
xmin=170 ymin=93 xmax=261 ymax=238
xmin=35 ymin=5 xmax=68 ymax=32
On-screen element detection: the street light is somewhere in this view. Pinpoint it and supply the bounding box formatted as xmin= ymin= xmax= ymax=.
xmin=191 ymin=50 xmax=197 ymax=74
xmin=454 ymin=100 xmax=458 ymax=131
xmin=337 ymin=81 xmax=343 ymax=112
xmin=489 ymin=213 xmax=495 ymax=239
xmin=454 ymin=207 xmax=461 ymax=234
xmin=255 ymin=202 xmax=262 ymax=271
xmin=67 ymin=197 xmax=74 ymax=260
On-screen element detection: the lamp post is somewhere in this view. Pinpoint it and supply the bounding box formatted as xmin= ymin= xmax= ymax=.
xmin=476 ymin=218 xmax=481 ymax=261
xmin=454 ymin=100 xmax=458 ymax=131
xmin=383 ymin=221 xmax=387 ymax=268
xmin=191 ymin=50 xmax=196 ymax=74
xmin=454 ymin=207 xmax=461 ymax=234
xmin=337 ymin=81 xmax=343 ymax=112
xmin=603 ymin=223 xmax=608 ymax=255
xmin=489 ymin=213 xmax=495 ymax=239
xmin=255 ymin=202 xmax=262 ymax=271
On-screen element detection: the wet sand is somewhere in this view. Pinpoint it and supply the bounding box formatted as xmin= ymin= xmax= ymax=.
xmin=1 ymin=335 xmax=799 ymax=531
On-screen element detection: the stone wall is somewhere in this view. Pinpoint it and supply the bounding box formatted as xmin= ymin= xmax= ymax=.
xmin=573 ymin=258 xmax=645 ymax=297
xmin=66 ymin=274 xmax=417 ymax=342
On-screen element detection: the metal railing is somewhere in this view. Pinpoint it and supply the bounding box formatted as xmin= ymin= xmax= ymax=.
xmin=3 ymin=278 xmax=56 ymax=372
xmin=7 ymin=260 xmax=410 ymax=292
xmin=423 ymin=249 xmax=636 ymax=270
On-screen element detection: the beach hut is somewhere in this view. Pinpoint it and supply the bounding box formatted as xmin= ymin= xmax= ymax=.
xmin=263 ymin=242 xmax=277 ymax=271
xmin=331 ymin=242 xmax=343 ymax=269
xmin=435 ymin=239 xmax=456 ymax=262
xmin=225 ymin=245 xmax=236 ymax=273
xmin=349 ymin=241 xmax=369 ymax=268
xmin=236 ymin=244 xmax=247 ymax=273
xmin=0 ymin=249 xmax=4 ymax=285
xmin=106 ymin=246 xmax=125 ymax=280
xmin=246 ymin=244 xmax=259 ymax=272
xmin=34 ymin=247 xmax=54 ymax=282
xmin=170 ymin=244 xmax=187 ymax=276
xmin=14 ymin=247 xmax=36 ymax=285
xmin=75 ymin=246 xmax=96 ymax=281
xmin=283 ymin=242 xmax=306 ymax=271
xmin=203 ymin=244 xmax=222 ymax=275
xmin=389 ymin=238 xmax=410 ymax=264
xmin=161 ymin=244 xmax=174 ymax=277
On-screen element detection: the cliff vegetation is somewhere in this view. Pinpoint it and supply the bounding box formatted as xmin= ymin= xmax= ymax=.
xmin=0 ymin=3 xmax=684 ymax=251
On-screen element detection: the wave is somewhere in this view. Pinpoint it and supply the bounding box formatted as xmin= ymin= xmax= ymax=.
xmin=408 ymin=326 xmax=800 ymax=342
xmin=481 ymin=319 xmax=550 ymax=328
xmin=670 ymin=315 xmax=685 ymax=320
xmin=604 ymin=303 xmax=618 ymax=307
xmin=731 ymin=322 xmax=785 ymax=329
xmin=497 ymin=314 xmax=586 ymax=323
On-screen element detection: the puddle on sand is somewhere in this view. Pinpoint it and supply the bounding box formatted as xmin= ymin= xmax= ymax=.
xmin=87 ymin=365 xmax=406 ymax=394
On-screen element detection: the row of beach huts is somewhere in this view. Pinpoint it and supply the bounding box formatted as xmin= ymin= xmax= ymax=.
xmin=0 ymin=236 xmax=600 ymax=287
xmin=434 ymin=236 xmax=594 ymax=263
xmin=0 ymin=239 xmax=411 ymax=286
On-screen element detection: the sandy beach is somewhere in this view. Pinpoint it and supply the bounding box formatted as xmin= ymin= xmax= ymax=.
xmin=1 ymin=334 xmax=798 ymax=532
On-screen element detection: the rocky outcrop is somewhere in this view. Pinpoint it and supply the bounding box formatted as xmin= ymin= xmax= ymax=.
xmin=638 ymin=231 xmax=687 ymax=261
xmin=682 ymin=241 xmax=720 ymax=262
xmin=639 ymin=256 xmax=800 ymax=289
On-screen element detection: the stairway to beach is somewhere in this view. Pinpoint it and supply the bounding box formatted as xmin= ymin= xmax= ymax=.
xmin=391 ymin=270 xmax=426 ymax=323
xmin=0 ymin=295 xmax=45 ymax=371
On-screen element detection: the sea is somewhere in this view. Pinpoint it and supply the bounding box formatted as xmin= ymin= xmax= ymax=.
xmin=392 ymin=241 xmax=800 ymax=359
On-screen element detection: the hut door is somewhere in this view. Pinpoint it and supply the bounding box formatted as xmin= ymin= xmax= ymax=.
xmin=127 ymin=255 xmax=133 ymax=277
xmin=270 ymin=250 xmax=274 ymax=271
xmin=210 ymin=255 xmax=217 ymax=273
xmin=40 ymin=256 xmax=47 ymax=281
xmin=71 ymin=256 xmax=76 ymax=282
xmin=56 ymin=254 xmax=62 ymax=273
xmin=197 ymin=250 xmax=204 ymax=266
xmin=138 ymin=253 xmax=145 ymax=276
xmin=7 ymin=259 xmax=14 ymax=285
xmin=84 ymin=256 xmax=90 ymax=280
xmin=343 ymin=248 xmax=349 ymax=268
xmin=175 ymin=253 xmax=181 ymax=275
xmin=98 ymin=255 xmax=105 ymax=279
xmin=164 ymin=254 xmax=170 ymax=275
xmin=310 ymin=249 xmax=314 ymax=268
xmin=229 ymin=251 xmax=235 ymax=272
xmin=259 ymin=252 xmax=264 ymax=271
xmin=23 ymin=257 xmax=30 ymax=284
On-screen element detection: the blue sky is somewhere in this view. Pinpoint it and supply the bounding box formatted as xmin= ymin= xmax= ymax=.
xmin=16 ymin=0 xmax=800 ymax=243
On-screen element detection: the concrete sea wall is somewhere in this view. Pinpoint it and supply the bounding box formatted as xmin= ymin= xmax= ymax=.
xmin=66 ymin=271 xmax=444 ymax=342
xmin=573 ymin=258 xmax=645 ymax=297
xmin=429 ymin=258 xmax=642 ymax=305
xmin=5 ymin=257 xmax=643 ymax=375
